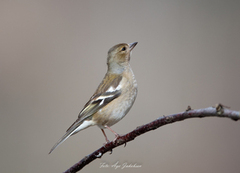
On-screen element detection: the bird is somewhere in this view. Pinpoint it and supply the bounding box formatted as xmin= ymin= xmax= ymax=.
xmin=49 ymin=42 xmax=138 ymax=154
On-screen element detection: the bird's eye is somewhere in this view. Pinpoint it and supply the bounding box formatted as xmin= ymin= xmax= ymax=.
xmin=121 ymin=47 xmax=126 ymax=51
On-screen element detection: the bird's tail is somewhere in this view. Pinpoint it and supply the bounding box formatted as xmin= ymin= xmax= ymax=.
xmin=49 ymin=119 xmax=93 ymax=154
xmin=48 ymin=127 xmax=77 ymax=154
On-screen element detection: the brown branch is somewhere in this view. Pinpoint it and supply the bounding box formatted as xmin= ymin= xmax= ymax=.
xmin=63 ymin=104 xmax=240 ymax=173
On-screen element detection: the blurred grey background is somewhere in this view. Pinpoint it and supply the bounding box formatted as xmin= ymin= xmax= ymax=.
xmin=1 ymin=1 xmax=240 ymax=173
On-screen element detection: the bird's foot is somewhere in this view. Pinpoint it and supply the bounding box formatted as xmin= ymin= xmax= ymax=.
xmin=103 ymin=139 xmax=110 ymax=146
xmin=112 ymin=134 xmax=121 ymax=145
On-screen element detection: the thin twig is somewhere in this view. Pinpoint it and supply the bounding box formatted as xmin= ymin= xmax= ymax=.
xmin=63 ymin=104 xmax=240 ymax=173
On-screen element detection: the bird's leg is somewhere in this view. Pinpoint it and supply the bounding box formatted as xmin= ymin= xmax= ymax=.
xmin=105 ymin=125 xmax=120 ymax=142
xmin=101 ymin=129 xmax=110 ymax=143
xmin=101 ymin=129 xmax=113 ymax=154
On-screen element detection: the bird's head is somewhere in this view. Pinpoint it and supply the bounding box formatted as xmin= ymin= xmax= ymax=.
xmin=107 ymin=42 xmax=137 ymax=73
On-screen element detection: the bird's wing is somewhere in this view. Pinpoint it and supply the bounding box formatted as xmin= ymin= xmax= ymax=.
xmin=66 ymin=74 xmax=122 ymax=132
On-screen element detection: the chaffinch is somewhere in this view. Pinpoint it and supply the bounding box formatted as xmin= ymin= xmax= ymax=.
xmin=49 ymin=42 xmax=138 ymax=154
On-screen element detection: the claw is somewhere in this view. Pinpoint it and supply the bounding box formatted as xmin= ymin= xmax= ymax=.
xmin=109 ymin=149 xmax=113 ymax=154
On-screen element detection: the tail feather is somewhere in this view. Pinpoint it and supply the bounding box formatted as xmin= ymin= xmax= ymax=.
xmin=49 ymin=127 xmax=78 ymax=154
xmin=49 ymin=120 xmax=94 ymax=154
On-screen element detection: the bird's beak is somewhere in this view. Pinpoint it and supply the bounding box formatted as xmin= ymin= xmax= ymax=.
xmin=129 ymin=42 xmax=138 ymax=51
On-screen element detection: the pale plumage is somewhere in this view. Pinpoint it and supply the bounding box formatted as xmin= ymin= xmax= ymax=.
xmin=49 ymin=42 xmax=138 ymax=154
